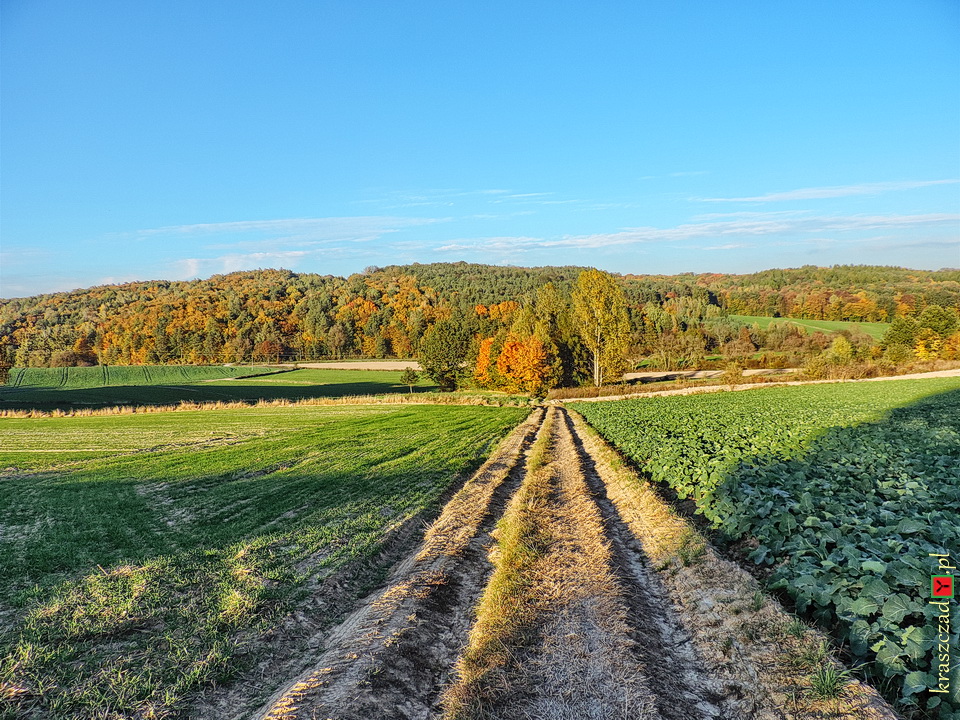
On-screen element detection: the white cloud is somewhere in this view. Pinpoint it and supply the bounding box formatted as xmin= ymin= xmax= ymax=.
xmin=701 ymin=243 xmax=751 ymax=251
xmin=427 ymin=212 xmax=960 ymax=253
xmin=435 ymin=237 xmax=542 ymax=253
xmin=700 ymin=179 xmax=959 ymax=203
xmin=170 ymin=250 xmax=327 ymax=280
xmin=135 ymin=216 xmax=443 ymax=244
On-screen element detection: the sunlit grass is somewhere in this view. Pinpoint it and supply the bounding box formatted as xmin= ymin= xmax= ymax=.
xmin=0 ymin=403 xmax=527 ymax=718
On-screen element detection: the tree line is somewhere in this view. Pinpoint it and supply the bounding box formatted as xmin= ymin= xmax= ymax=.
xmin=2 ymin=263 xmax=958 ymax=385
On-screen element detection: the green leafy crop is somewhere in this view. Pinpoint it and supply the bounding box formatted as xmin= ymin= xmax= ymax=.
xmin=575 ymin=378 xmax=960 ymax=715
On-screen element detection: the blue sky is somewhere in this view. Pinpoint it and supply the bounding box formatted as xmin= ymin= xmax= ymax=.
xmin=2 ymin=0 xmax=958 ymax=297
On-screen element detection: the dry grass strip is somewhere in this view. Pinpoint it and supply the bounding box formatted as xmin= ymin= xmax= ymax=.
xmin=442 ymin=407 xmax=661 ymax=720
xmin=256 ymin=408 xmax=544 ymax=720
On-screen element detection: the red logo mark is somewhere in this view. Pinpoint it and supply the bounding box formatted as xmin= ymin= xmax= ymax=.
xmin=931 ymin=575 xmax=954 ymax=599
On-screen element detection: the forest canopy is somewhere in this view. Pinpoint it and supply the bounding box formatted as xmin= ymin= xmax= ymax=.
xmin=2 ymin=263 xmax=958 ymax=374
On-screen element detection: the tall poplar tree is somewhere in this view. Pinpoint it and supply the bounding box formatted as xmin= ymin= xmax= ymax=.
xmin=572 ymin=269 xmax=629 ymax=386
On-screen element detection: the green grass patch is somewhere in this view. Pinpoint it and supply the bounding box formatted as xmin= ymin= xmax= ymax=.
xmin=0 ymin=367 xmax=441 ymax=411
xmin=4 ymin=365 xmax=281 ymax=389
xmin=729 ymin=314 xmax=890 ymax=340
xmin=0 ymin=403 xmax=528 ymax=718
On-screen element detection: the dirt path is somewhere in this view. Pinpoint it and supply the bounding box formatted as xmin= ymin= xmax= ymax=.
xmin=251 ymin=405 xmax=898 ymax=720
xmin=252 ymin=409 xmax=544 ymax=720
xmin=286 ymin=361 xmax=422 ymax=371
xmin=441 ymin=406 xmax=726 ymax=719
xmin=623 ymin=368 xmax=797 ymax=381
xmin=562 ymin=367 xmax=960 ymax=403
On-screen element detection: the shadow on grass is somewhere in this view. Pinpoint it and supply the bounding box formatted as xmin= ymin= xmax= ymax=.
xmin=0 ymin=379 xmax=440 ymax=411
xmin=0 ymin=405 xmax=525 ymax=717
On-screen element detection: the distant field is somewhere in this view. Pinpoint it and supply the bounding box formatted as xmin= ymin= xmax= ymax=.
xmin=0 ymin=403 xmax=528 ymax=718
xmin=4 ymin=364 xmax=280 ymax=388
xmin=0 ymin=366 xmax=439 ymax=410
xmin=729 ymin=314 xmax=890 ymax=340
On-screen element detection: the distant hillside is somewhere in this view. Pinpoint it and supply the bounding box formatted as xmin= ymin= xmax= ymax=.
xmin=1 ymin=262 xmax=957 ymax=367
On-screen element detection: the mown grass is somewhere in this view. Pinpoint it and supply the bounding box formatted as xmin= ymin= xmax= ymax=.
xmin=728 ymin=314 xmax=890 ymax=340
xmin=0 ymin=403 xmax=528 ymax=718
xmin=0 ymin=367 xmax=440 ymax=411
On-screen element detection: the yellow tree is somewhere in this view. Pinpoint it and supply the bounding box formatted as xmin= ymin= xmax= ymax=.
xmin=914 ymin=328 xmax=942 ymax=360
xmin=572 ymin=269 xmax=629 ymax=386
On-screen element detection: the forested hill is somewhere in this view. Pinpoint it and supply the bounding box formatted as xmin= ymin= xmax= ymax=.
xmin=2 ymin=262 xmax=958 ymax=366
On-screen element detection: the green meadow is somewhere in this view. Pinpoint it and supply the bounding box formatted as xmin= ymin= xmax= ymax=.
xmin=0 ymin=403 xmax=528 ymax=718
xmin=0 ymin=366 xmax=439 ymax=411
xmin=729 ymin=314 xmax=891 ymax=340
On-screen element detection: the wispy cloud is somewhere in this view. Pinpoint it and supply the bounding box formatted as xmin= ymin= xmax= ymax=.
xmin=550 ymin=212 xmax=959 ymax=248
xmin=170 ymin=249 xmax=346 ymax=280
xmin=701 ymin=243 xmax=751 ymax=251
xmin=135 ymin=216 xmax=443 ymax=244
xmin=427 ymin=212 xmax=960 ymax=253
xmin=700 ymin=179 xmax=959 ymax=203
xmin=435 ymin=237 xmax=542 ymax=253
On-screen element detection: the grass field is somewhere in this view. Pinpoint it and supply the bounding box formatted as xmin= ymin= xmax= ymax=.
xmin=729 ymin=314 xmax=891 ymax=340
xmin=0 ymin=366 xmax=440 ymax=411
xmin=3 ymin=365 xmax=281 ymax=389
xmin=0 ymin=403 xmax=528 ymax=718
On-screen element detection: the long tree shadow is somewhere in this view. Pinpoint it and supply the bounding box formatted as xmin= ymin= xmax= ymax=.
xmin=0 ymin=404 xmax=522 ymax=717
xmin=0 ymin=378 xmax=439 ymax=411
xmin=707 ymin=388 xmax=960 ymax=712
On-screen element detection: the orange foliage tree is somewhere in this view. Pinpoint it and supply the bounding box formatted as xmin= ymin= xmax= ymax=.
xmin=473 ymin=337 xmax=497 ymax=388
xmin=495 ymin=334 xmax=550 ymax=395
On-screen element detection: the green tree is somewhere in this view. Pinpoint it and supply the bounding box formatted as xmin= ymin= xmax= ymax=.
xmin=417 ymin=318 xmax=471 ymax=391
xmin=399 ymin=367 xmax=419 ymax=393
xmin=572 ymin=269 xmax=630 ymax=386
xmin=917 ymin=305 xmax=959 ymax=338
xmin=881 ymin=317 xmax=919 ymax=348
xmin=825 ymin=335 xmax=854 ymax=365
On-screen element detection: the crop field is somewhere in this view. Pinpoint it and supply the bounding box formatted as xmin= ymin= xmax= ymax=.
xmin=4 ymin=373 xmax=954 ymax=719
xmin=729 ymin=314 xmax=891 ymax=340
xmin=3 ymin=365 xmax=282 ymax=389
xmin=0 ymin=403 xmax=527 ymax=718
xmin=0 ymin=366 xmax=439 ymax=411
xmin=573 ymin=377 xmax=960 ymax=715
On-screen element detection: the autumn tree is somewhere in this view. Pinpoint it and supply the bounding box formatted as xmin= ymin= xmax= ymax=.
xmin=495 ymin=334 xmax=551 ymax=396
xmin=473 ymin=336 xmax=497 ymax=388
xmin=914 ymin=328 xmax=942 ymax=360
xmin=917 ymin=305 xmax=959 ymax=339
xmin=572 ymin=270 xmax=630 ymax=386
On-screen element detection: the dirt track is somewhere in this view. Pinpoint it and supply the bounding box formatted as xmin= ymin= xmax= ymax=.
xmin=562 ymin=367 xmax=960 ymax=403
xmin=250 ymin=406 xmax=898 ymax=720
